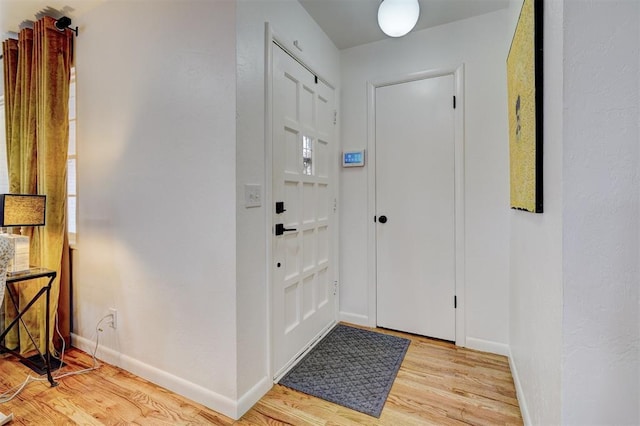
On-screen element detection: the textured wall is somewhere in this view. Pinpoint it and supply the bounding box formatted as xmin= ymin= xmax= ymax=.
xmin=508 ymin=0 xmax=563 ymax=424
xmin=561 ymin=0 xmax=640 ymax=423
xmin=510 ymin=1 xmax=640 ymax=424
xmin=74 ymin=0 xmax=239 ymax=416
xmin=235 ymin=0 xmax=340 ymax=413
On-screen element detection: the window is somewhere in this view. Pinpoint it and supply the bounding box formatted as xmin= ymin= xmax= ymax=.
xmin=68 ymin=68 xmax=77 ymax=244
xmin=302 ymin=135 xmax=313 ymax=176
xmin=0 ymin=72 xmax=75 ymax=242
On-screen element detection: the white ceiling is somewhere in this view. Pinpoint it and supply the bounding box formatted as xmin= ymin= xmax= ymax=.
xmin=299 ymin=0 xmax=510 ymax=50
xmin=1 ymin=0 xmax=509 ymax=49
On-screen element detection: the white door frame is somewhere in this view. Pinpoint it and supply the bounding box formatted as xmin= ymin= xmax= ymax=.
xmin=366 ymin=66 xmax=466 ymax=346
xmin=264 ymin=23 xmax=340 ymax=380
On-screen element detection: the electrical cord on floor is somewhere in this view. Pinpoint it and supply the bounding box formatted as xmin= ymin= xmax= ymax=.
xmin=0 ymin=313 xmax=112 ymax=404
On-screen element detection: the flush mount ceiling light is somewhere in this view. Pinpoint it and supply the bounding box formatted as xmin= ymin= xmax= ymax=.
xmin=378 ymin=0 xmax=420 ymax=38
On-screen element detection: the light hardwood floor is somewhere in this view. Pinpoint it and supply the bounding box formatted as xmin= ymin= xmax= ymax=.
xmin=0 ymin=325 xmax=522 ymax=425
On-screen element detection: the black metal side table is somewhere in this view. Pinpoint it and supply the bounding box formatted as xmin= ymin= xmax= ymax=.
xmin=0 ymin=267 xmax=58 ymax=387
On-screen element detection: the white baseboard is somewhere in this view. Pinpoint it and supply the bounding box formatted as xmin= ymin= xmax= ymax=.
xmin=236 ymin=376 xmax=272 ymax=419
xmin=71 ymin=333 xmax=243 ymax=420
xmin=465 ymin=337 xmax=510 ymax=356
xmin=508 ymin=348 xmax=532 ymax=426
xmin=338 ymin=311 xmax=369 ymax=327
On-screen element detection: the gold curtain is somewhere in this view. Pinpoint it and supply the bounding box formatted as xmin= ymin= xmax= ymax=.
xmin=2 ymin=16 xmax=72 ymax=354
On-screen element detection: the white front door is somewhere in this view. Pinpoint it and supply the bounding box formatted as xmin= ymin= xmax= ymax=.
xmin=375 ymin=74 xmax=456 ymax=341
xmin=272 ymin=44 xmax=337 ymax=378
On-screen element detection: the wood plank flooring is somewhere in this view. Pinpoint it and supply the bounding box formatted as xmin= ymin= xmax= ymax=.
xmin=0 ymin=325 xmax=522 ymax=425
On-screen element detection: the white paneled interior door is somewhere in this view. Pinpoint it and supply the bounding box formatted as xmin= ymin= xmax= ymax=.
xmin=272 ymin=44 xmax=336 ymax=379
xmin=375 ymin=74 xmax=456 ymax=341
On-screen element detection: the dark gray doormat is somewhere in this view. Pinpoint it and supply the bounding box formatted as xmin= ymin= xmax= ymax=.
xmin=279 ymin=324 xmax=410 ymax=418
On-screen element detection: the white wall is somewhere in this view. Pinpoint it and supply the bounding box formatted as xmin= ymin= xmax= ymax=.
xmin=73 ymin=0 xmax=239 ymax=417
xmin=509 ymin=1 xmax=640 ymax=425
xmin=508 ymin=0 xmax=563 ymax=423
xmin=561 ymin=0 xmax=639 ymax=423
xmin=235 ymin=0 xmax=340 ymax=414
xmin=340 ymin=10 xmax=511 ymax=350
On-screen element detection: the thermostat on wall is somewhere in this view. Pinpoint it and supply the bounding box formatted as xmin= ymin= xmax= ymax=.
xmin=342 ymin=150 xmax=365 ymax=167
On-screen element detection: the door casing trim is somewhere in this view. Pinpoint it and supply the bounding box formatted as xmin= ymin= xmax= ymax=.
xmin=366 ymin=66 xmax=466 ymax=346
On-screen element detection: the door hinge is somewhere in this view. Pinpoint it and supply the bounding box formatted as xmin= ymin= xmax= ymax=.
xmin=454 ymin=295 xmax=457 ymax=309
xmin=453 ymin=95 xmax=456 ymax=109
xmin=333 ymin=280 xmax=338 ymax=296
xmin=333 ymin=110 xmax=337 ymax=125
xmin=333 ymin=198 xmax=337 ymax=213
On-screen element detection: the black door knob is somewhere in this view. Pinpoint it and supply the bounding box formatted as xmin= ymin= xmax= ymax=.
xmin=379 ymin=215 xmax=387 ymax=224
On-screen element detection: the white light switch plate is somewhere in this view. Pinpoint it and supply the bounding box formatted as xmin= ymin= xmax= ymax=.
xmin=244 ymin=184 xmax=262 ymax=208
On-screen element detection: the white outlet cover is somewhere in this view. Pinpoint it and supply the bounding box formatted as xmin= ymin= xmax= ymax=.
xmin=245 ymin=184 xmax=262 ymax=208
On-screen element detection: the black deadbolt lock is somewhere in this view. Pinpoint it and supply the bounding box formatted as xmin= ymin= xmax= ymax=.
xmin=276 ymin=201 xmax=286 ymax=214
xmin=378 ymin=215 xmax=388 ymax=224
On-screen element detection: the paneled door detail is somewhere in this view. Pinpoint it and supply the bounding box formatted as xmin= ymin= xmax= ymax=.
xmin=375 ymin=74 xmax=456 ymax=341
xmin=272 ymin=44 xmax=336 ymax=379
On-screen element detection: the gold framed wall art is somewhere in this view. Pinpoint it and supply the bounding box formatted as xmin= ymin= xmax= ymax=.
xmin=507 ymin=0 xmax=543 ymax=213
